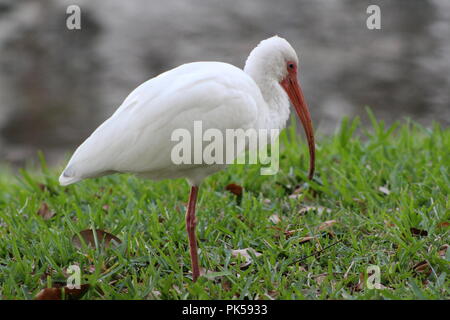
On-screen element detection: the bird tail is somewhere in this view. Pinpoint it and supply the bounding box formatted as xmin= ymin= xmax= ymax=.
xmin=59 ymin=166 xmax=82 ymax=186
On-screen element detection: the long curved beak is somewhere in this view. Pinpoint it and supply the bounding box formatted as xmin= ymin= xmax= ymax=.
xmin=281 ymin=75 xmax=315 ymax=180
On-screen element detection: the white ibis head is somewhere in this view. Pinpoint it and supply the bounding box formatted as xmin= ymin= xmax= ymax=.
xmin=245 ymin=36 xmax=315 ymax=179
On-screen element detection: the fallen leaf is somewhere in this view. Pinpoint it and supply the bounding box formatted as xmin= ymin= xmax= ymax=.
xmin=413 ymin=260 xmax=432 ymax=276
xmin=283 ymin=228 xmax=303 ymax=238
xmin=221 ymin=280 xmax=232 ymax=291
xmin=288 ymin=187 xmax=303 ymax=199
xmin=72 ymin=229 xmax=121 ymax=250
xmin=147 ymin=290 xmax=162 ymax=299
xmin=318 ymin=220 xmax=337 ymax=231
xmin=438 ymin=244 xmax=449 ymax=258
xmin=410 ymin=227 xmax=428 ymax=237
xmin=269 ymin=214 xmax=281 ymax=224
xmin=35 ymin=288 xmax=61 ymax=300
xmin=299 ymin=236 xmax=315 ymax=244
xmin=37 ymin=202 xmax=55 ymax=220
xmin=437 ymin=222 xmax=450 ymax=229
xmin=264 ymin=290 xmax=279 ymax=300
xmin=225 ymin=184 xmax=243 ymax=197
xmin=352 ymin=272 xmax=365 ymax=292
xmin=231 ymin=248 xmax=262 ymax=268
xmin=378 ymin=186 xmax=390 ymax=195
xmin=35 ymin=284 xmax=89 ymax=300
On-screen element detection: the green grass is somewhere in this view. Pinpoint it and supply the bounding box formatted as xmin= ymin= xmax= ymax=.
xmin=0 ymin=112 xmax=449 ymax=300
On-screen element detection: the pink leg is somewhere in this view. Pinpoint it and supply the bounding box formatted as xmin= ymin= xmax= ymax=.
xmin=186 ymin=186 xmax=200 ymax=282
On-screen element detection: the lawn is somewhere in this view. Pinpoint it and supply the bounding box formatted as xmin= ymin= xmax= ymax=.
xmin=0 ymin=112 xmax=449 ymax=299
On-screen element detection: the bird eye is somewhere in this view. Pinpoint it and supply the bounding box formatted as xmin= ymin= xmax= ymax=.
xmin=288 ymin=63 xmax=295 ymax=70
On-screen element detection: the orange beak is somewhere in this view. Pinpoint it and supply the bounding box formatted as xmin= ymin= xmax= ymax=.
xmin=280 ymin=73 xmax=315 ymax=180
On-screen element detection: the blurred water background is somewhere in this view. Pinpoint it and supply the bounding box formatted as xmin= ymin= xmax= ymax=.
xmin=0 ymin=0 xmax=449 ymax=166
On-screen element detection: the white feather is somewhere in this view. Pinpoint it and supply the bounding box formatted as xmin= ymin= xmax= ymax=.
xmin=60 ymin=62 xmax=266 ymax=185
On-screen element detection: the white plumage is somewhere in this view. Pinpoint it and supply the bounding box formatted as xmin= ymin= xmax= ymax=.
xmin=60 ymin=36 xmax=315 ymax=282
xmin=60 ymin=62 xmax=268 ymax=186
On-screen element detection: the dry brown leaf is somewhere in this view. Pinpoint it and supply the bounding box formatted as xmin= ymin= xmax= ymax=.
xmin=438 ymin=244 xmax=449 ymax=258
xmin=437 ymin=222 xmax=450 ymax=229
xmin=225 ymin=184 xmax=243 ymax=197
xmin=231 ymin=248 xmax=262 ymax=268
xmin=265 ymin=290 xmax=279 ymax=300
xmin=410 ymin=227 xmax=428 ymax=237
xmin=283 ymin=228 xmax=302 ymax=238
xmin=35 ymin=287 xmax=61 ymax=300
xmin=221 ymin=280 xmax=232 ymax=291
xmin=37 ymin=202 xmax=55 ymax=220
xmin=318 ymin=220 xmax=337 ymax=231
xmin=72 ymin=229 xmax=121 ymax=250
xmin=269 ymin=214 xmax=281 ymax=224
xmin=288 ymin=187 xmax=303 ymax=199
xmin=378 ymin=186 xmax=390 ymax=195
xmin=352 ymin=272 xmax=365 ymax=292
xmin=413 ymin=260 xmax=432 ymax=276
xmin=35 ymin=284 xmax=89 ymax=300
xmin=299 ymin=236 xmax=315 ymax=244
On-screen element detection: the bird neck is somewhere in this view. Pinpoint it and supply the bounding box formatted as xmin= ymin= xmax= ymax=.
xmin=244 ymin=66 xmax=291 ymax=130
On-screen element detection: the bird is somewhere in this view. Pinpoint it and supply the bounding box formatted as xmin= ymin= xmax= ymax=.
xmin=59 ymin=36 xmax=315 ymax=282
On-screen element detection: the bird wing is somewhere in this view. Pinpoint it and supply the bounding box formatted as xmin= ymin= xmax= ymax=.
xmin=60 ymin=62 xmax=264 ymax=185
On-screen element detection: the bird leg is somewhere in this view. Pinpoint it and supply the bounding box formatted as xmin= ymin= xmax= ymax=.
xmin=186 ymin=185 xmax=200 ymax=282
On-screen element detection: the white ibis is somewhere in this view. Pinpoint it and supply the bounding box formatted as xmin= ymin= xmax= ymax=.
xmin=59 ymin=36 xmax=315 ymax=282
